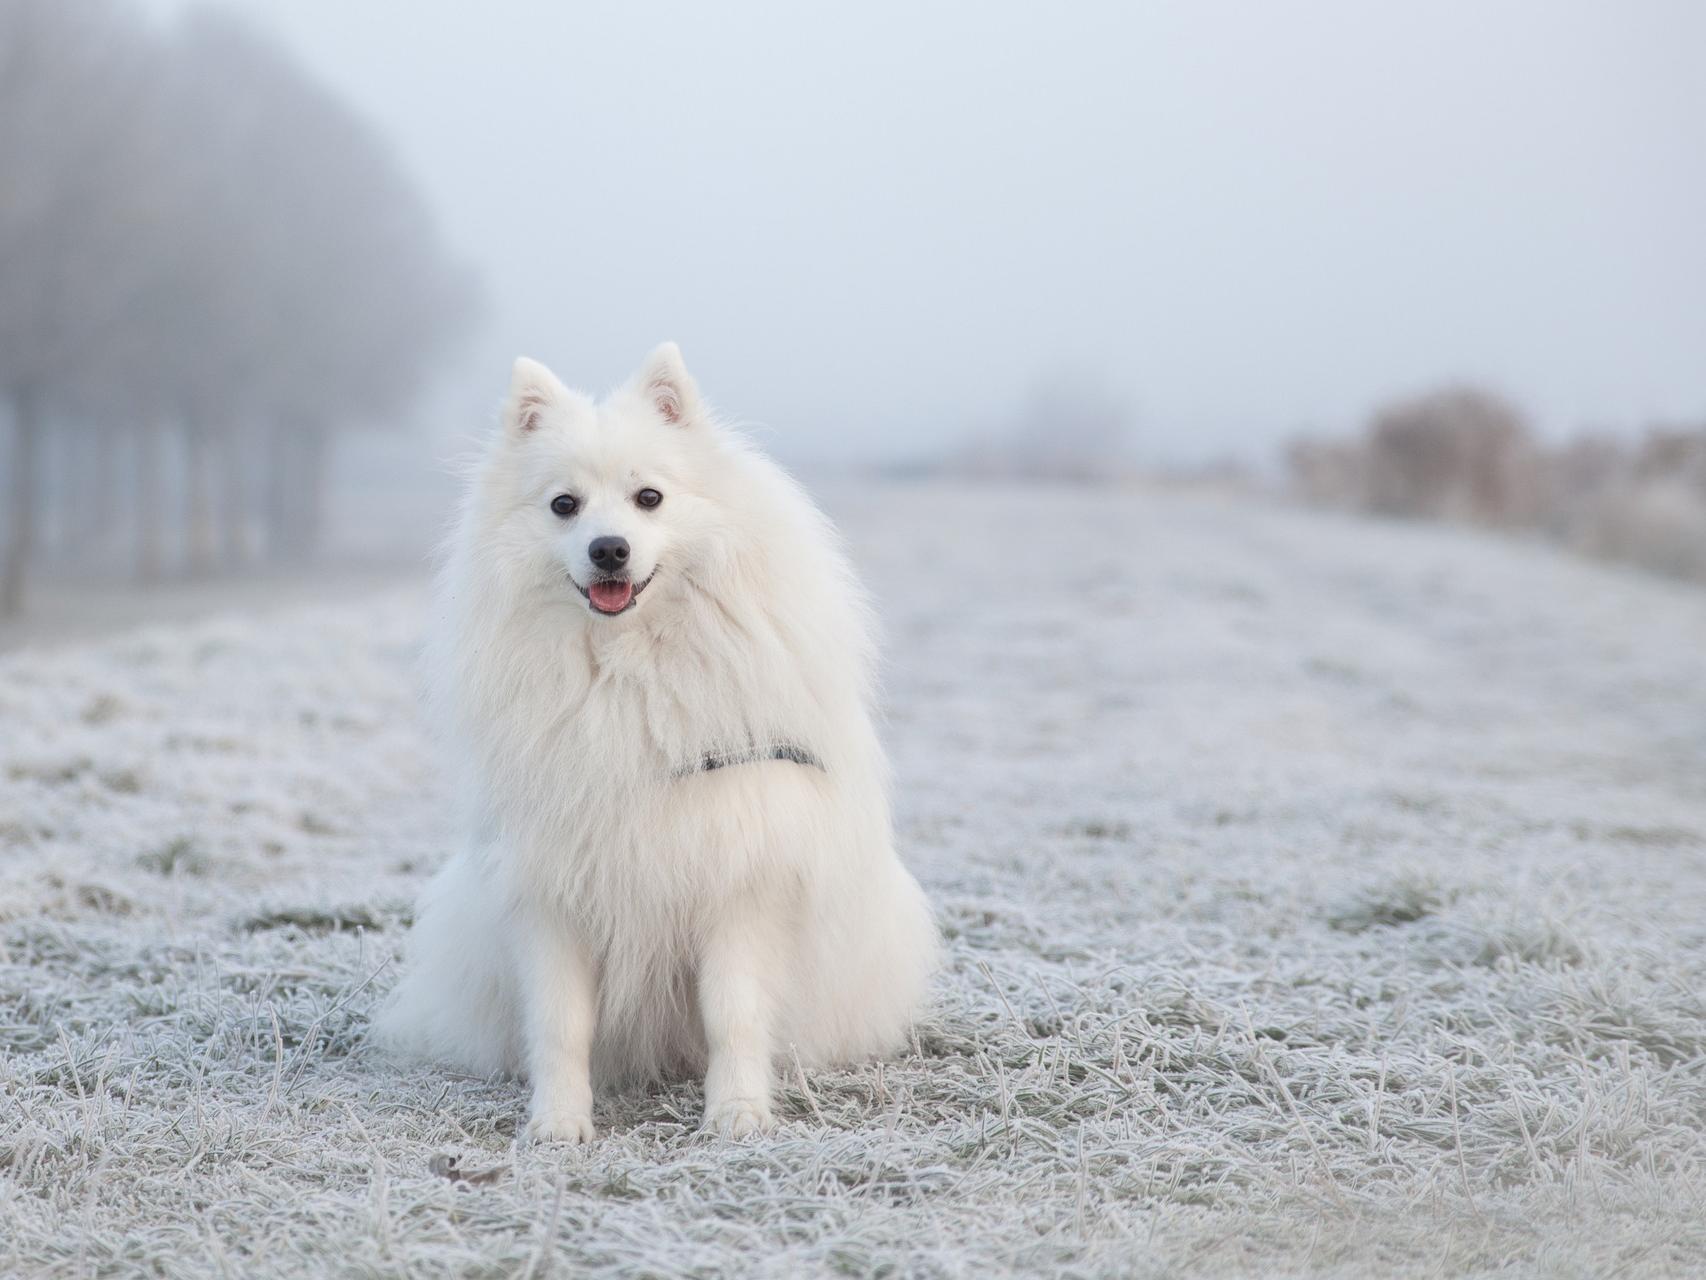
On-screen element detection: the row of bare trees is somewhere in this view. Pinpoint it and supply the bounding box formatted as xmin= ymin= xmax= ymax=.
xmin=1288 ymin=388 xmax=1706 ymax=582
xmin=0 ymin=0 xmax=476 ymax=614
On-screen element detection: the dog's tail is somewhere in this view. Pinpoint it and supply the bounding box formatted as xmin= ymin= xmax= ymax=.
xmin=373 ymin=847 xmax=522 ymax=1077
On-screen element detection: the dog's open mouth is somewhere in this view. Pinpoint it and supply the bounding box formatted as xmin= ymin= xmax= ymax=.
xmin=574 ymin=573 xmax=653 ymax=616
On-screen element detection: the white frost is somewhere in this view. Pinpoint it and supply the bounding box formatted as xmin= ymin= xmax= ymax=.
xmin=2 ymin=485 xmax=1704 ymax=1277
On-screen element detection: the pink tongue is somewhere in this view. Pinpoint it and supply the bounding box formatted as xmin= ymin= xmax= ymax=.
xmin=588 ymin=580 xmax=633 ymax=613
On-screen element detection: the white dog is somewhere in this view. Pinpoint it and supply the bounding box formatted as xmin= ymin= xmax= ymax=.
xmin=381 ymin=344 xmax=938 ymax=1140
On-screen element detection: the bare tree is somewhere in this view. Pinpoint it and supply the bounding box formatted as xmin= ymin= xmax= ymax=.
xmin=0 ymin=0 xmax=477 ymax=613
xmin=165 ymin=8 xmax=475 ymax=562
xmin=0 ymin=0 xmax=157 ymax=612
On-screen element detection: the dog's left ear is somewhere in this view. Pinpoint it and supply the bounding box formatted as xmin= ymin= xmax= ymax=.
xmin=636 ymin=342 xmax=702 ymax=426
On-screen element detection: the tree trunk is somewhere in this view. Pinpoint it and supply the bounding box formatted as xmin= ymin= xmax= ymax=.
xmin=183 ymin=416 xmax=217 ymax=576
xmin=2 ymin=386 xmax=42 ymax=617
xmin=69 ymin=422 xmax=120 ymax=565
xmin=297 ymin=420 xmax=328 ymax=560
xmin=219 ymin=423 xmax=249 ymax=568
xmin=265 ymin=418 xmax=330 ymax=563
xmin=137 ymin=419 xmax=166 ymax=581
xmin=43 ymin=416 xmax=72 ymax=562
xmin=265 ymin=419 xmax=298 ymax=562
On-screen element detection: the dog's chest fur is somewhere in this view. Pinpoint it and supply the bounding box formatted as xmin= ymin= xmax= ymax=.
xmin=462 ymin=584 xmax=827 ymax=916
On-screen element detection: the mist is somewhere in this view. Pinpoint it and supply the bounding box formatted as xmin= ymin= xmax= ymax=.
xmin=136 ymin=0 xmax=1706 ymax=464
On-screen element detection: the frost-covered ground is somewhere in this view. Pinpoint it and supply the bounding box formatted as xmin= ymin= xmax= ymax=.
xmin=3 ymin=485 xmax=1705 ymax=1278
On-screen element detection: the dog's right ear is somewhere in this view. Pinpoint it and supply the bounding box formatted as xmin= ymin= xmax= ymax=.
xmin=636 ymin=342 xmax=703 ymax=426
xmin=503 ymin=357 xmax=566 ymax=437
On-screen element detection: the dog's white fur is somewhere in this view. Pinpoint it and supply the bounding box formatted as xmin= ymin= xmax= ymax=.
xmin=381 ymin=345 xmax=938 ymax=1140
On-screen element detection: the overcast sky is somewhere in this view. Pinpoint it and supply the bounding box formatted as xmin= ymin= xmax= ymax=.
xmin=145 ymin=0 xmax=1706 ymax=464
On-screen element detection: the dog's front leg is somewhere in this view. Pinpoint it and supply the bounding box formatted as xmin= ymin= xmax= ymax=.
xmin=520 ymin=913 xmax=599 ymax=1143
xmin=697 ymin=902 xmax=782 ymax=1138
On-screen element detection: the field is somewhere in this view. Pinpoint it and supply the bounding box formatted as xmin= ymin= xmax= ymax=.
xmin=3 ymin=485 xmax=1705 ymax=1278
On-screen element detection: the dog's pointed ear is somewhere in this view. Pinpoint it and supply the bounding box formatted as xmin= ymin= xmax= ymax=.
xmin=503 ymin=357 xmax=566 ymax=436
xmin=636 ymin=342 xmax=702 ymax=426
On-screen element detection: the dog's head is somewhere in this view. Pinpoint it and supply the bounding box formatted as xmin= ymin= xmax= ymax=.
xmin=478 ymin=344 xmax=718 ymax=620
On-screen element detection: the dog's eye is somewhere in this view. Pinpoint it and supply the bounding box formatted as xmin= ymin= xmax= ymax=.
xmin=549 ymin=494 xmax=579 ymax=518
xmin=635 ymin=488 xmax=663 ymax=509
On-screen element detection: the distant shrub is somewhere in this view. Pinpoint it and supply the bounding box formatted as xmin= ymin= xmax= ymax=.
xmin=1285 ymin=390 xmax=1706 ymax=585
xmin=1567 ymin=432 xmax=1706 ymax=580
xmin=1578 ymin=479 xmax=1706 ymax=581
xmin=1537 ymin=435 xmax=1630 ymax=539
xmin=1363 ymin=387 xmax=1539 ymax=527
xmin=1285 ymin=436 xmax=1366 ymax=509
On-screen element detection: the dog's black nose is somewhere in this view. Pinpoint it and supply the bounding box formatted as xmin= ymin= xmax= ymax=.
xmin=588 ymin=536 xmax=630 ymax=572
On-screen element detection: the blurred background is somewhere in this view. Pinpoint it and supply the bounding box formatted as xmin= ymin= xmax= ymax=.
xmin=3 ymin=0 xmax=1704 ymax=639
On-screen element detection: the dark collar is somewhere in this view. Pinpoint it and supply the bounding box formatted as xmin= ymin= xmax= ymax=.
xmin=675 ymin=742 xmax=824 ymax=779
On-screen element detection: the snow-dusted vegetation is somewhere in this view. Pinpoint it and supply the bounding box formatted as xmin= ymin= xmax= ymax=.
xmin=3 ymin=486 xmax=1704 ymax=1277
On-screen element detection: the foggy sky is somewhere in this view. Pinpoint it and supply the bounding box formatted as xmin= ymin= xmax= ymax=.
xmin=143 ymin=0 xmax=1706 ymax=464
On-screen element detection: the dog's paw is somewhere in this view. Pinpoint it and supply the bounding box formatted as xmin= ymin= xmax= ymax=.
xmin=524 ymin=1106 xmax=597 ymax=1144
xmin=701 ymin=1096 xmax=774 ymax=1139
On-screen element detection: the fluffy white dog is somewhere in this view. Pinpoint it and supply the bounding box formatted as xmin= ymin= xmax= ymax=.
xmin=381 ymin=344 xmax=938 ymax=1140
